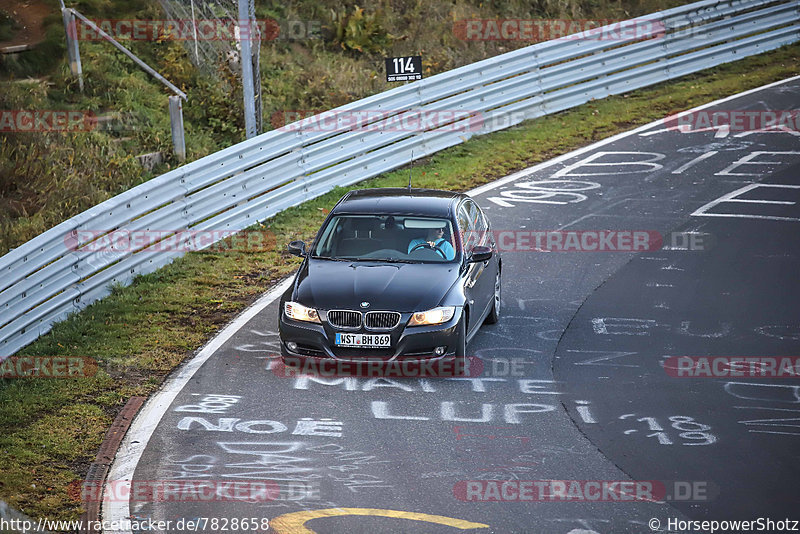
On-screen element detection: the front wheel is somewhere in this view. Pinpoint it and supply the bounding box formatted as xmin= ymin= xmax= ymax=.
xmin=484 ymin=268 xmax=501 ymax=325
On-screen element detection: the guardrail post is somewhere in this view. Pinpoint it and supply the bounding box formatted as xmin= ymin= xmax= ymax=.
xmin=238 ymin=0 xmax=260 ymax=139
xmin=250 ymin=0 xmax=263 ymax=136
xmin=169 ymin=96 xmax=186 ymax=162
xmin=61 ymin=6 xmax=84 ymax=91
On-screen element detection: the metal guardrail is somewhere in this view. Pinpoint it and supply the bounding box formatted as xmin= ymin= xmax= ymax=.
xmin=0 ymin=500 xmax=51 ymax=534
xmin=1 ymin=0 xmax=798 ymax=357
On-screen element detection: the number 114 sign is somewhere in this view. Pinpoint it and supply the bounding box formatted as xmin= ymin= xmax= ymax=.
xmin=385 ymin=56 xmax=423 ymax=82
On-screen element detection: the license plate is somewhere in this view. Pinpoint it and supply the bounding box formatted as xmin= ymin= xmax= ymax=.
xmin=335 ymin=333 xmax=391 ymax=348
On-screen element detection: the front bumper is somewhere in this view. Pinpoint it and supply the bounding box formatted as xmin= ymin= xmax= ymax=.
xmin=278 ymin=307 xmax=462 ymax=362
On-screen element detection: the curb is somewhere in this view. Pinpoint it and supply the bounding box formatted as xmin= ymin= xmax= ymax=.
xmin=80 ymin=397 xmax=145 ymax=534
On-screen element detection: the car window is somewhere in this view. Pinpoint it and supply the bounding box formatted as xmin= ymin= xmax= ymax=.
xmin=478 ymin=206 xmax=489 ymax=232
xmin=456 ymin=205 xmax=472 ymax=238
xmin=459 ymin=199 xmax=487 ymax=252
xmin=311 ymin=215 xmax=458 ymax=263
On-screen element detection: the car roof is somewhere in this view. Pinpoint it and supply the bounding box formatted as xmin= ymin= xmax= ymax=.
xmin=331 ymin=188 xmax=468 ymax=217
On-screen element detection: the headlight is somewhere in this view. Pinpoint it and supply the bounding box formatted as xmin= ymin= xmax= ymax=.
xmin=408 ymin=306 xmax=456 ymax=326
xmin=284 ymin=301 xmax=320 ymax=323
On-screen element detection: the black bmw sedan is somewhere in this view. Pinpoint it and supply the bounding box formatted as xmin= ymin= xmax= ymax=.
xmin=278 ymin=188 xmax=500 ymax=368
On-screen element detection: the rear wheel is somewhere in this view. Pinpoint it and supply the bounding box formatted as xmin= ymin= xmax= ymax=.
xmin=484 ymin=267 xmax=501 ymax=325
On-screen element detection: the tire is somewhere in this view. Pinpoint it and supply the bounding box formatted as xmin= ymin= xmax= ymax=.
xmin=484 ymin=267 xmax=501 ymax=325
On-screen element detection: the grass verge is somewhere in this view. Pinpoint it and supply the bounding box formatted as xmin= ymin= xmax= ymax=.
xmin=1 ymin=42 xmax=799 ymax=520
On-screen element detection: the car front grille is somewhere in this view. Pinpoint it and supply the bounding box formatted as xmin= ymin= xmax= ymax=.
xmin=332 ymin=347 xmax=395 ymax=359
xmin=327 ymin=310 xmax=362 ymax=328
xmin=365 ymin=311 xmax=401 ymax=330
xmin=326 ymin=310 xmax=401 ymax=330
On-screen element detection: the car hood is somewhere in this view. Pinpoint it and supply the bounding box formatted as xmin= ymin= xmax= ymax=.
xmin=293 ymin=259 xmax=459 ymax=312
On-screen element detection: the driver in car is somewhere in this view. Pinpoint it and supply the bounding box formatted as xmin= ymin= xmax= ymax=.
xmin=408 ymin=226 xmax=455 ymax=260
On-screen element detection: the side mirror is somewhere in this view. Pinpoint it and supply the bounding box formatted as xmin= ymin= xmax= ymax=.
xmin=288 ymin=240 xmax=307 ymax=257
xmin=468 ymin=245 xmax=492 ymax=263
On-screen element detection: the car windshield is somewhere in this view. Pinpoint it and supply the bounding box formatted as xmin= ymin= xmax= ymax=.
xmin=312 ymin=215 xmax=459 ymax=263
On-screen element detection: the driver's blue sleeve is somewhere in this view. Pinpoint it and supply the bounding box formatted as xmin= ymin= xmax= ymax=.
xmin=407 ymin=238 xmax=425 ymax=253
xmin=440 ymin=241 xmax=455 ymax=260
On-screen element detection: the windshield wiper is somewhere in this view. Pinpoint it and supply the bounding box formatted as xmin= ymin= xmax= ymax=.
xmin=341 ymin=257 xmax=421 ymax=263
xmin=315 ymin=256 xmax=421 ymax=263
xmin=311 ymin=255 xmax=352 ymax=262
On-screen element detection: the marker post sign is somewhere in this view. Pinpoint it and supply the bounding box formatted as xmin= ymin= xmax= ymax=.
xmin=385 ymin=56 xmax=423 ymax=82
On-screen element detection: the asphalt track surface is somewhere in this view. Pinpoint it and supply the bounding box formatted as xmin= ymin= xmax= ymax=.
xmin=106 ymin=78 xmax=800 ymax=534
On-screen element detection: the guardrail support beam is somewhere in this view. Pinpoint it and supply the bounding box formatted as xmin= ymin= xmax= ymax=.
xmin=61 ymin=7 xmax=84 ymax=91
xmin=169 ymin=96 xmax=187 ymax=163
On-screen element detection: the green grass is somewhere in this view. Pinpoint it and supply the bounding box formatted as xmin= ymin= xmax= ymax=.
xmin=0 ymin=9 xmax=20 ymax=42
xmin=1 ymin=40 xmax=799 ymax=519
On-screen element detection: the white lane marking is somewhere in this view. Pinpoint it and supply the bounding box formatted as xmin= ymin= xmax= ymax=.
xmin=671 ymin=151 xmax=718 ymax=174
xmin=735 ymin=127 xmax=800 ymax=138
xmin=569 ymin=350 xmax=639 ymax=368
xmin=103 ymin=277 xmax=293 ymax=528
xmin=715 ymin=151 xmax=800 ymax=176
xmin=486 ymin=179 xmax=601 ymax=207
xmin=105 ymin=74 xmax=800 ymax=529
xmin=575 ymin=400 xmax=597 ymax=424
xmin=469 ymin=74 xmax=800 ymax=197
xmin=551 ymin=151 xmax=665 ymax=177
xmin=692 ymin=183 xmax=800 ymax=221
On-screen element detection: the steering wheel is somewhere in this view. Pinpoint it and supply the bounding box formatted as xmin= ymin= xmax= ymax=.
xmin=410 ymin=242 xmax=447 ymax=259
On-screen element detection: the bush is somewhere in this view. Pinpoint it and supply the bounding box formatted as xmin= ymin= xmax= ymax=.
xmin=328 ymin=5 xmax=393 ymax=54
